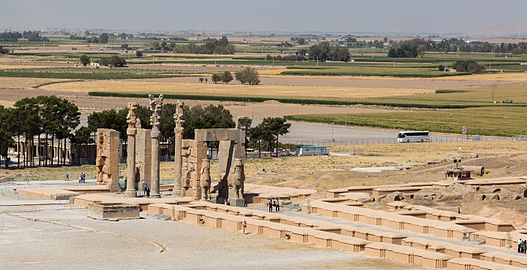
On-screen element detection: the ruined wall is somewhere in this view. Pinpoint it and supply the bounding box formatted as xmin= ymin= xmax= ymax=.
xmin=96 ymin=129 xmax=120 ymax=192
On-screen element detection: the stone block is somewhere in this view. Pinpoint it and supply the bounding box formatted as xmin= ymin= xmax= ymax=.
xmin=88 ymin=203 xmax=140 ymax=221
xmin=230 ymin=198 xmax=246 ymax=207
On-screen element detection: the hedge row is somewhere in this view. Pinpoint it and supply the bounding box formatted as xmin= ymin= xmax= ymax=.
xmin=88 ymin=91 xmax=502 ymax=109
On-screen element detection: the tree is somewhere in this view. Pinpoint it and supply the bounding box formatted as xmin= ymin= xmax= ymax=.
xmin=417 ymin=44 xmax=426 ymax=58
xmin=258 ymin=117 xmax=291 ymax=157
xmin=221 ymin=71 xmax=233 ymax=84
xmin=80 ymin=55 xmax=90 ymax=66
xmin=235 ymin=67 xmax=260 ymax=85
xmin=121 ymin=44 xmax=129 ymax=50
xmin=38 ymin=96 xmax=80 ymax=166
xmin=99 ymin=33 xmax=109 ymax=44
xmin=14 ymin=98 xmax=41 ymax=167
xmin=452 ymin=60 xmax=485 ymax=73
xmin=248 ymin=124 xmax=273 ymax=158
xmin=99 ymin=56 xmax=126 ymax=67
xmin=0 ymin=106 xmax=14 ymax=168
xmin=173 ymin=37 xmax=235 ymax=54
xmin=0 ymin=46 xmax=9 ymax=54
xmin=182 ymin=105 xmax=235 ymax=139
xmin=211 ymin=73 xmax=222 ymax=84
xmin=308 ymin=42 xmax=350 ymax=62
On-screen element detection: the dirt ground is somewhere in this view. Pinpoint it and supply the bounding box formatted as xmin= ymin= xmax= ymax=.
xmin=0 ymin=195 xmax=420 ymax=270
xmin=4 ymin=141 xmax=526 ymax=188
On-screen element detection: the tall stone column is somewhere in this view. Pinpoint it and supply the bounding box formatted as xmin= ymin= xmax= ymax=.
xmin=173 ymin=101 xmax=184 ymax=197
xmin=149 ymin=94 xmax=163 ymax=198
xmin=125 ymin=102 xmax=139 ymax=198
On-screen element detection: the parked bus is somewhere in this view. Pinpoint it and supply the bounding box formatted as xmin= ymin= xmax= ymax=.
xmin=296 ymin=145 xmax=329 ymax=156
xmin=397 ymin=131 xmax=431 ymax=143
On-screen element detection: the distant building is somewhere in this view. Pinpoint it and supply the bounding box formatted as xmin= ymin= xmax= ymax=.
xmin=296 ymin=145 xmax=328 ymax=157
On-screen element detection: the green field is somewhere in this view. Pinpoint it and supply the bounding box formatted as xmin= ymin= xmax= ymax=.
xmin=284 ymin=82 xmax=527 ymax=136
xmin=280 ymin=66 xmax=468 ymax=77
xmin=286 ymin=106 xmax=527 ymax=137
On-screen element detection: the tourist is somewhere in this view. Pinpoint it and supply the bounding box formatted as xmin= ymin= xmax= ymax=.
xmin=242 ymin=220 xmax=247 ymax=234
xmin=143 ymin=182 xmax=149 ymax=197
xmin=267 ymin=198 xmax=273 ymax=212
xmin=65 ymin=174 xmax=69 ymax=181
xmin=519 ymin=239 xmax=523 ymax=253
xmin=524 ymin=240 xmax=527 ymax=254
xmin=275 ymin=198 xmax=280 ymax=212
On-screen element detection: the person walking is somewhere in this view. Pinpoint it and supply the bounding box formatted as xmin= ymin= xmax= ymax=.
xmin=267 ymin=198 xmax=273 ymax=212
xmin=524 ymin=240 xmax=527 ymax=254
xmin=242 ymin=220 xmax=247 ymax=234
xmin=65 ymin=174 xmax=69 ymax=181
xmin=519 ymin=239 xmax=523 ymax=253
xmin=275 ymin=198 xmax=280 ymax=212
xmin=143 ymin=182 xmax=149 ymax=197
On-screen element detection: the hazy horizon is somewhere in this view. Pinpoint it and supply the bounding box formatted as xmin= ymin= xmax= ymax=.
xmin=2 ymin=0 xmax=527 ymax=34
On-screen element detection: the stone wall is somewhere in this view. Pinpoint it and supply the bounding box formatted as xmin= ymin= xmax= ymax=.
xmin=95 ymin=129 xmax=120 ymax=192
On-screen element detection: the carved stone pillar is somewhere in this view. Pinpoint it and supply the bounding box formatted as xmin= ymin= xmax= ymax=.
xmin=173 ymin=101 xmax=184 ymax=197
xmin=125 ymin=102 xmax=139 ymax=198
xmin=149 ymin=94 xmax=163 ymax=198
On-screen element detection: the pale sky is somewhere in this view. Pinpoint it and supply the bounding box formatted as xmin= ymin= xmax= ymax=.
xmin=2 ymin=0 xmax=527 ymax=33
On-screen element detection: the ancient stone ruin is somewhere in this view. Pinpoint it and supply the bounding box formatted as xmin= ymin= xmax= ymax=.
xmin=95 ymin=128 xmax=120 ymax=192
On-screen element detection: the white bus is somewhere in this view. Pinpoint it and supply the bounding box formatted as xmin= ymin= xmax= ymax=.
xmin=397 ymin=131 xmax=431 ymax=143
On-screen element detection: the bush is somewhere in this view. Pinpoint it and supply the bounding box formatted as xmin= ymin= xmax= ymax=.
xmin=452 ymin=60 xmax=485 ymax=73
xmin=235 ymin=67 xmax=260 ymax=85
xmin=135 ymin=51 xmax=143 ymax=57
xmin=79 ymin=55 xmax=90 ymax=66
xmin=221 ymin=71 xmax=233 ymax=84
xmin=99 ymin=56 xmax=127 ymax=67
xmin=211 ymin=73 xmax=222 ymax=84
xmin=438 ymin=65 xmax=445 ymax=71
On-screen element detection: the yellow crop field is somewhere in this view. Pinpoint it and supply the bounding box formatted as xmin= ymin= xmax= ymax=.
xmin=42 ymin=80 xmax=432 ymax=100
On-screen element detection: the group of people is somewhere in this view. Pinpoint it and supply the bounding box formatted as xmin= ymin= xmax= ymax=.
xmin=267 ymin=198 xmax=280 ymax=212
xmin=518 ymin=239 xmax=527 ymax=253
xmin=143 ymin=182 xmax=151 ymax=197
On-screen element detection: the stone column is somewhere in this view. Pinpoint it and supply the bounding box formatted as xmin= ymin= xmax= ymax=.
xmin=125 ymin=102 xmax=139 ymax=198
xmin=173 ymin=101 xmax=184 ymax=197
xmin=149 ymin=94 xmax=163 ymax=198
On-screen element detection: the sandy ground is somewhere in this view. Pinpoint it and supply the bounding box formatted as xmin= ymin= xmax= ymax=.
xmin=0 ymin=184 xmax=421 ymax=270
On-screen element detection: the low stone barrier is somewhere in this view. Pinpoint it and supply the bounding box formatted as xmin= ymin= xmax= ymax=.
xmin=481 ymin=252 xmax=527 ymax=268
xmin=307 ymin=200 xmax=474 ymax=239
xmin=447 ymin=258 xmax=526 ymax=270
xmin=402 ymin=237 xmax=484 ymax=259
xmin=365 ymin=242 xmax=451 ymax=269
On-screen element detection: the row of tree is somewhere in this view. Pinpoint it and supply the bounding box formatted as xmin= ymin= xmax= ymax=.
xmin=0 ymin=31 xmax=48 ymax=42
xmin=79 ymin=55 xmax=127 ymax=67
xmin=0 ymin=96 xmax=292 ymax=168
xmin=388 ymin=38 xmax=527 ymax=58
xmin=308 ymin=42 xmax=351 ymax=62
xmin=0 ymin=96 xmax=80 ymax=168
xmin=173 ymin=37 xmax=235 ymax=54
xmin=80 ymin=104 xmax=290 ymax=156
